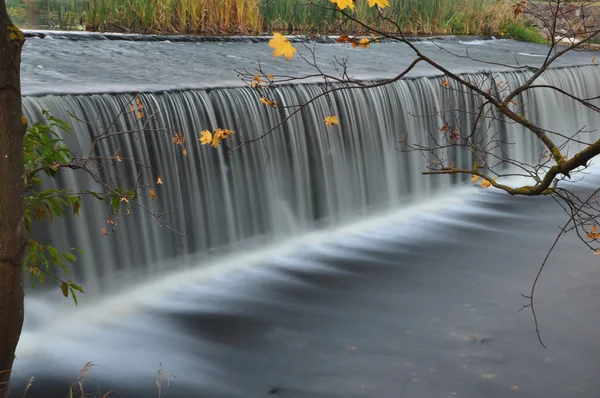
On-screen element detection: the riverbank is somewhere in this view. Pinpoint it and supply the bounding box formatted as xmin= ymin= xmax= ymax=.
xmin=8 ymin=0 xmax=540 ymax=40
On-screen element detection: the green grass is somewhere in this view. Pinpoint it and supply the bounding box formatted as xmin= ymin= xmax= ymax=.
xmin=503 ymin=20 xmax=547 ymax=43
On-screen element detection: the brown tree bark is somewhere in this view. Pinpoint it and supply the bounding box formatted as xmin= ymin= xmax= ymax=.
xmin=0 ymin=2 xmax=26 ymax=397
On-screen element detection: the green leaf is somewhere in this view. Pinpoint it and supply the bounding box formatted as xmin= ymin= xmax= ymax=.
xmin=60 ymin=282 xmax=69 ymax=298
xmin=72 ymin=198 xmax=80 ymax=215
xmin=69 ymin=283 xmax=84 ymax=293
xmin=70 ymin=288 xmax=79 ymax=306
xmin=63 ymin=252 xmax=77 ymax=263
xmin=111 ymin=196 xmax=121 ymax=212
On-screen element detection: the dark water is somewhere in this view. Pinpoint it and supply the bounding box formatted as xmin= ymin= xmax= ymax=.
xmin=12 ymin=179 xmax=600 ymax=398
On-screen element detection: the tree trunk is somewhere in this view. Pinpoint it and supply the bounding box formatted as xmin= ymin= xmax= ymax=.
xmin=0 ymin=2 xmax=26 ymax=397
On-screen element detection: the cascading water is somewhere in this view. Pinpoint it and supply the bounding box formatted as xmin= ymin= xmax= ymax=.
xmin=22 ymin=63 xmax=600 ymax=297
xmin=13 ymin=36 xmax=600 ymax=398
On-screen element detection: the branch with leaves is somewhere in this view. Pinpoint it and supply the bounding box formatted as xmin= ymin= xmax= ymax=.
xmin=222 ymin=0 xmax=600 ymax=346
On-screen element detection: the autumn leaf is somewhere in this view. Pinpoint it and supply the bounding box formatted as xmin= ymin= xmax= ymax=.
xmin=149 ymin=189 xmax=157 ymax=200
xmin=441 ymin=80 xmax=449 ymax=87
xmin=211 ymin=128 xmax=235 ymax=148
xmin=324 ymin=116 xmax=339 ymax=126
xmin=513 ymin=1 xmax=525 ymax=17
xmin=251 ymin=74 xmax=263 ymax=88
xmin=368 ymin=0 xmax=389 ymax=8
xmin=173 ymin=132 xmax=185 ymax=145
xmin=269 ymin=33 xmax=297 ymax=60
xmin=337 ymin=34 xmax=350 ymax=43
xmin=440 ymin=125 xmax=449 ymax=132
xmin=200 ymin=130 xmax=213 ymax=145
xmin=50 ymin=162 xmax=60 ymax=171
xmin=101 ymin=225 xmax=107 ymax=235
xmin=156 ymin=176 xmax=163 ymax=185
xmin=182 ymin=147 xmax=188 ymax=156
xmin=450 ymin=129 xmax=459 ymax=144
xmin=120 ymin=196 xmax=129 ymax=203
xmin=350 ymin=38 xmax=359 ymax=48
xmin=114 ymin=153 xmax=122 ymax=162
xmin=359 ymin=38 xmax=370 ymax=49
xmin=130 ymin=96 xmax=145 ymax=119
xmin=21 ymin=115 xmax=28 ymax=125
xmin=586 ymin=225 xmax=600 ymax=239
xmin=218 ymin=128 xmax=235 ymax=138
xmin=260 ymin=97 xmax=278 ymax=107
xmin=330 ymin=0 xmax=355 ymax=11
xmin=481 ymin=178 xmax=496 ymax=188
xmin=593 ymin=56 xmax=597 ymax=63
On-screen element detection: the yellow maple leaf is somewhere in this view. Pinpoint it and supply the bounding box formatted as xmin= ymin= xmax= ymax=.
xmin=269 ymin=33 xmax=297 ymax=60
xmin=149 ymin=189 xmax=157 ymax=200
xmin=267 ymin=74 xmax=274 ymax=80
xmin=359 ymin=38 xmax=370 ymax=49
xmin=254 ymin=74 xmax=262 ymax=83
xmin=324 ymin=116 xmax=339 ymax=126
xmin=330 ymin=0 xmax=355 ymax=10
xmin=481 ymin=179 xmax=492 ymax=188
xmin=368 ymin=0 xmax=389 ymax=8
xmin=157 ymin=176 xmax=163 ymax=184
xmin=200 ymin=130 xmax=213 ymax=145
xmin=471 ymin=174 xmax=480 ymax=183
xmin=260 ymin=97 xmax=278 ymax=107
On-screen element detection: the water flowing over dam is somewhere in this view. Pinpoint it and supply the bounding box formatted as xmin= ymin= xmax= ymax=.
xmin=13 ymin=34 xmax=600 ymax=397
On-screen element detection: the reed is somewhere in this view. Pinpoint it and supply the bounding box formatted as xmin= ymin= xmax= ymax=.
xmin=10 ymin=0 xmax=531 ymax=37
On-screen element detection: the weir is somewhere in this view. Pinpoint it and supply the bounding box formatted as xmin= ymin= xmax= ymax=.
xmin=12 ymin=36 xmax=600 ymax=398
xmin=21 ymin=56 xmax=600 ymax=297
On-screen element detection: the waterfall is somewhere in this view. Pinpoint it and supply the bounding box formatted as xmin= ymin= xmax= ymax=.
xmin=21 ymin=64 xmax=600 ymax=296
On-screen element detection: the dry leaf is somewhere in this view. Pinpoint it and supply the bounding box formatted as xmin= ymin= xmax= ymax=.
xmin=324 ymin=116 xmax=339 ymax=126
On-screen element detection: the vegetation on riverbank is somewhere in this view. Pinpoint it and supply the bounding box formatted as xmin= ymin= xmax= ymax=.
xmin=8 ymin=0 xmax=541 ymax=39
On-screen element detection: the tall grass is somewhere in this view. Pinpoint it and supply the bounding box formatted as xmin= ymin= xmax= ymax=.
xmin=9 ymin=0 xmax=531 ymax=37
xmin=264 ymin=0 xmax=519 ymax=35
xmin=87 ymin=0 xmax=262 ymax=33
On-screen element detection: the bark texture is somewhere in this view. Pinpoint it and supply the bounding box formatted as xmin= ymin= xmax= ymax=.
xmin=0 ymin=2 xmax=26 ymax=397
